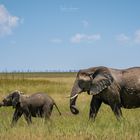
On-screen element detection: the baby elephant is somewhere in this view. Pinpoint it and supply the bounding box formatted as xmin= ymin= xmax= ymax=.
xmin=0 ymin=90 xmax=61 ymax=126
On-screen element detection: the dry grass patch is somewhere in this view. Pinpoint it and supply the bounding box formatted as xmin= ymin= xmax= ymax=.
xmin=0 ymin=72 xmax=139 ymax=140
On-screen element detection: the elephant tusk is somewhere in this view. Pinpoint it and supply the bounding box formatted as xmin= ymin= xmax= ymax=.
xmin=70 ymin=94 xmax=78 ymax=100
xmin=66 ymin=94 xmax=79 ymax=99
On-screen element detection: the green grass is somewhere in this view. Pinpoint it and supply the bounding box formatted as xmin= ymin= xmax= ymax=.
xmin=0 ymin=72 xmax=140 ymax=140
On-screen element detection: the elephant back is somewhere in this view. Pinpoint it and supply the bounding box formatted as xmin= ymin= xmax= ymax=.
xmin=122 ymin=67 xmax=140 ymax=92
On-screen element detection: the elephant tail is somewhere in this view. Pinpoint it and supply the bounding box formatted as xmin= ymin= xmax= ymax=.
xmin=54 ymin=103 xmax=61 ymax=115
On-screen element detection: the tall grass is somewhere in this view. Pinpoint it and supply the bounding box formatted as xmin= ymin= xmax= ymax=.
xmin=0 ymin=72 xmax=139 ymax=140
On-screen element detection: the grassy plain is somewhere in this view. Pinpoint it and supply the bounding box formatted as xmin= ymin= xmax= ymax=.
xmin=0 ymin=72 xmax=139 ymax=140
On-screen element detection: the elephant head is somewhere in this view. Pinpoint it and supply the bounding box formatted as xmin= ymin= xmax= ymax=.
xmin=0 ymin=90 xmax=22 ymax=108
xmin=70 ymin=67 xmax=113 ymax=114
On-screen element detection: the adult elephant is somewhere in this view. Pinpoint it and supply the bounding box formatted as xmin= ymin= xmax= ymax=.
xmin=70 ymin=66 xmax=140 ymax=121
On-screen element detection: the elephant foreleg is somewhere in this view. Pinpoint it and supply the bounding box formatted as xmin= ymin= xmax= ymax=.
xmin=11 ymin=109 xmax=23 ymax=127
xmin=89 ymin=97 xmax=102 ymax=121
xmin=23 ymin=109 xmax=32 ymax=125
xmin=110 ymin=104 xmax=122 ymax=121
xmin=23 ymin=114 xmax=32 ymax=125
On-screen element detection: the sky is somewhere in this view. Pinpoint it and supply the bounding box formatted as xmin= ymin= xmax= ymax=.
xmin=0 ymin=0 xmax=140 ymax=72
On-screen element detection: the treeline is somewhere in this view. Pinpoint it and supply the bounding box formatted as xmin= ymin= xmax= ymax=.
xmin=0 ymin=69 xmax=78 ymax=73
xmin=0 ymin=70 xmax=77 ymax=80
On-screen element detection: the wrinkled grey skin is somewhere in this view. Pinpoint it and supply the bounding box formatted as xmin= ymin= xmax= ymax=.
xmin=0 ymin=90 xmax=61 ymax=126
xmin=70 ymin=66 xmax=140 ymax=121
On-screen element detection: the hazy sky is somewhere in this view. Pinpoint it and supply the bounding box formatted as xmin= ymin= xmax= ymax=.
xmin=0 ymin=0 xmax=140 ymax=72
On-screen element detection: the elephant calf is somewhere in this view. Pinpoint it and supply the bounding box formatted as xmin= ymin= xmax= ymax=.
xmin=0 ymin=90 xmax=61 ymax=126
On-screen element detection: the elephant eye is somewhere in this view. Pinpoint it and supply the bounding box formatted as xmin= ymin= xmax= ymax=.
xmin=3 ymin=99 xmax=6 ymax=102
xmin=3 ymin=98 xmax=9 ymax=103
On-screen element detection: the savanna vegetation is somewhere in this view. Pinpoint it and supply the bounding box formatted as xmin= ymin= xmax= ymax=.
xmin=0 ymin=72 xmax=139 ymax=140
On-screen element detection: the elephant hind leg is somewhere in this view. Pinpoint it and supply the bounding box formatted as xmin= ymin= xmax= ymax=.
xmin=89 ymin=97 xmax=102 ymax=121
xmin=43 ymin=104 xmax=53 ymax=122
xmin=110 ymin=104 xmax=122 ymax=121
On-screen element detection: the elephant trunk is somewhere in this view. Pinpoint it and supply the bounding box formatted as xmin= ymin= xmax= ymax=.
xmin=70 ymin=80 xmax=82 ymax=115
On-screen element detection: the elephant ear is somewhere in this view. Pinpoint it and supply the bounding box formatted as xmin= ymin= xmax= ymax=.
xmin=12 ymin=92 xmax=21 ymax=108
xmin=89 ymin=72 xmax=113 ymax=95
